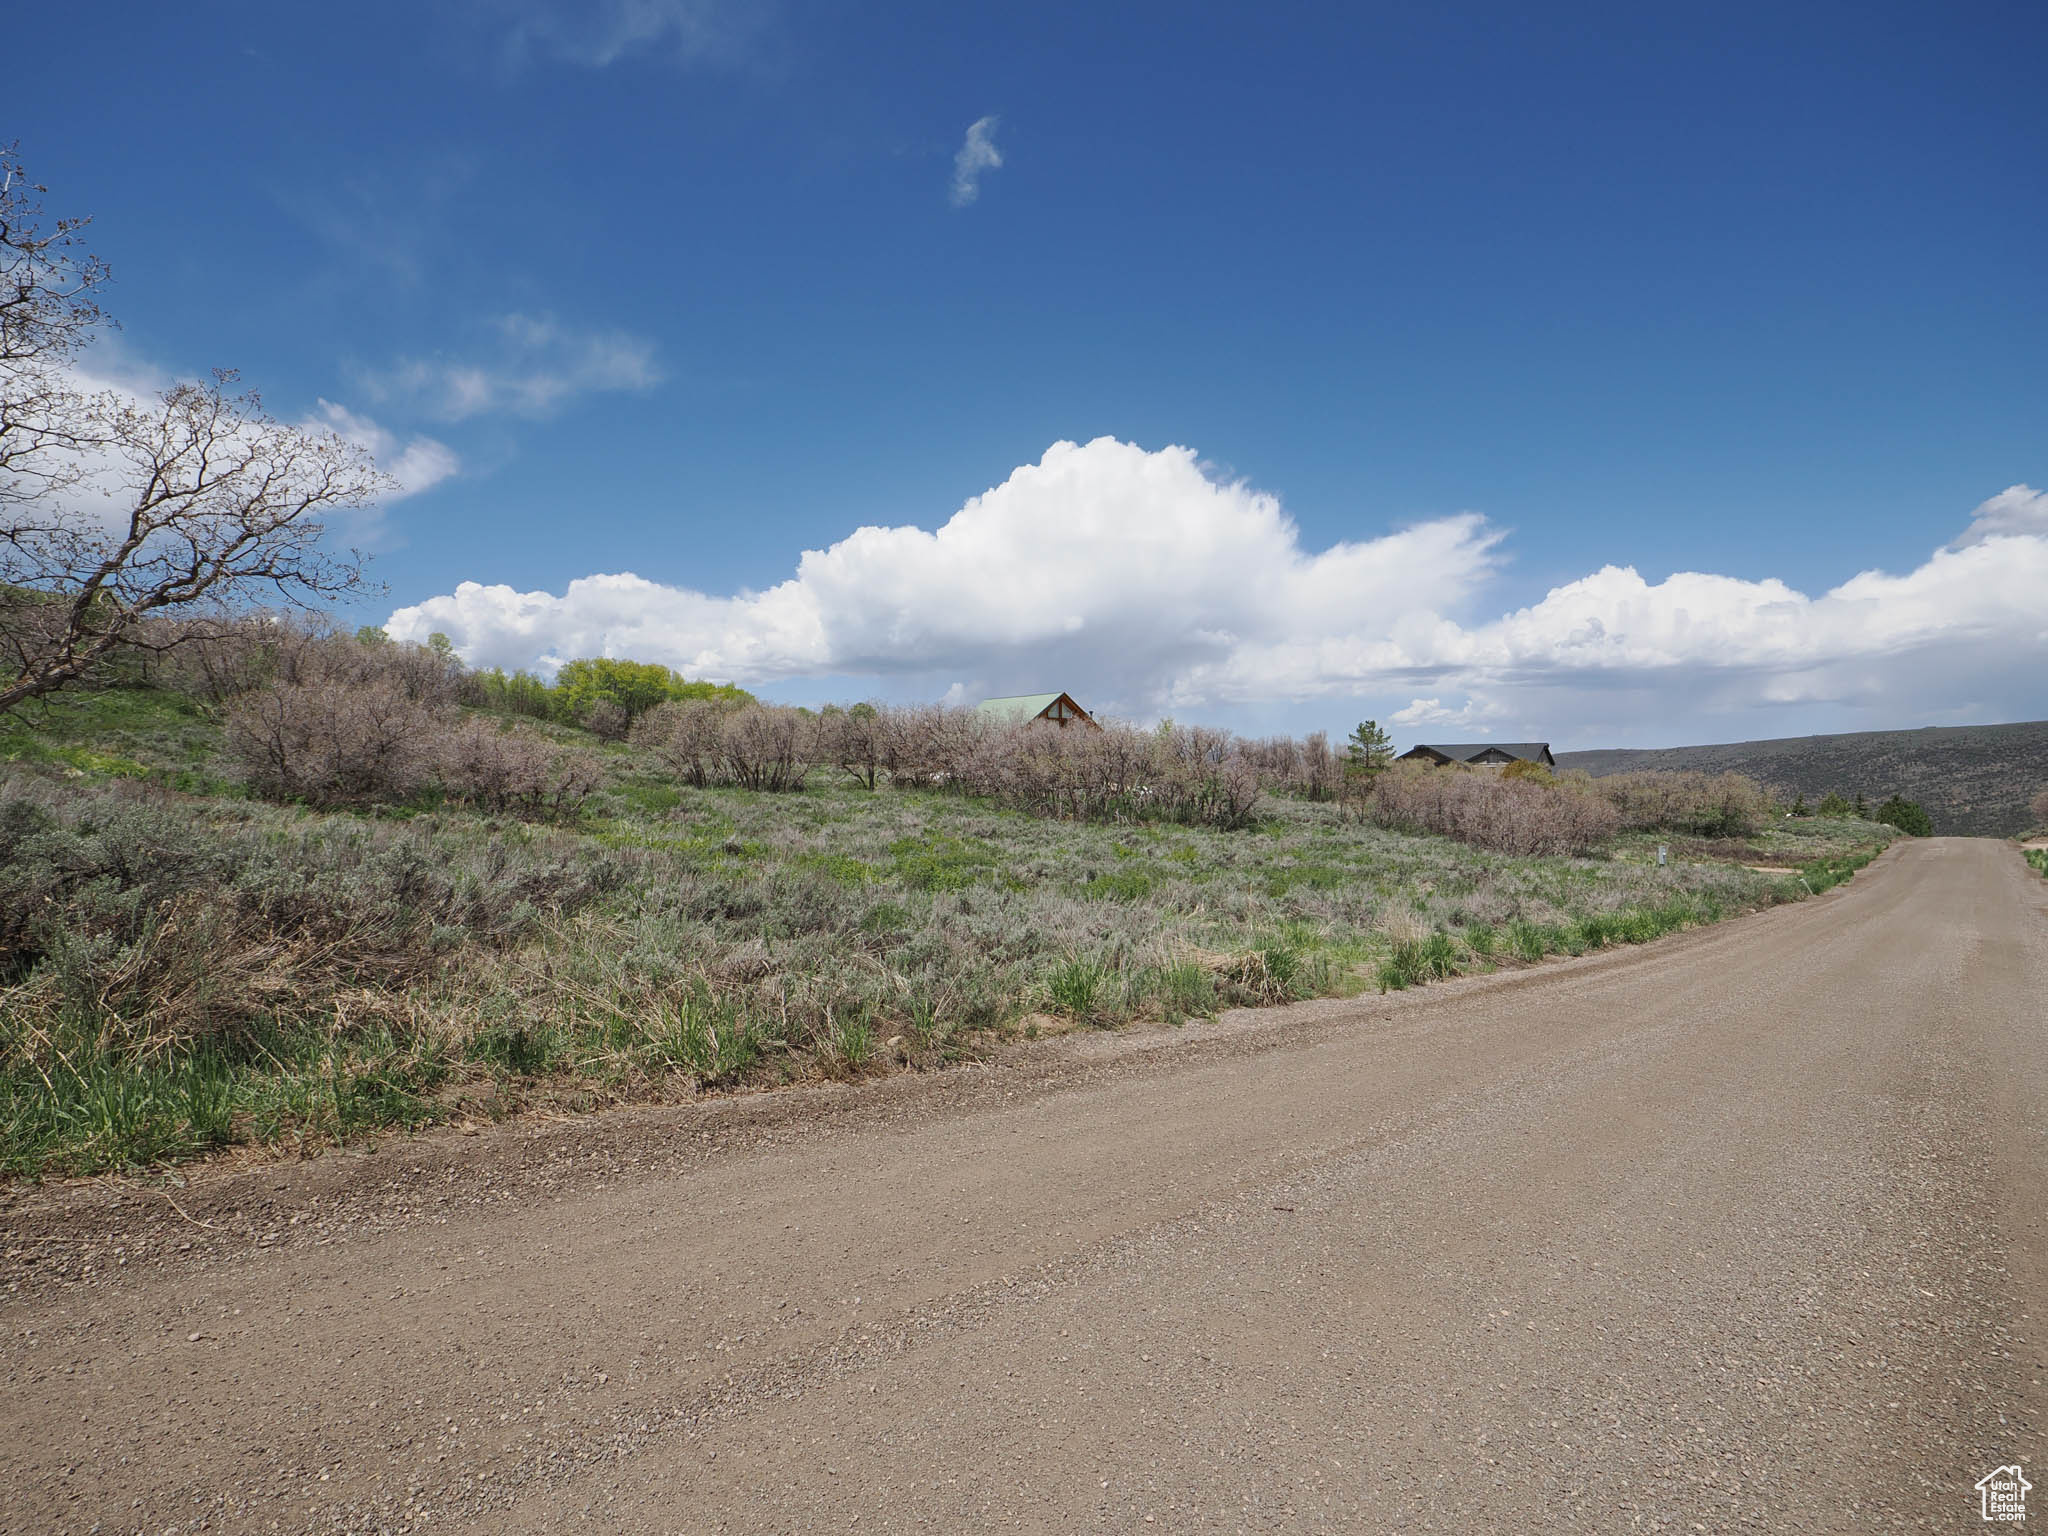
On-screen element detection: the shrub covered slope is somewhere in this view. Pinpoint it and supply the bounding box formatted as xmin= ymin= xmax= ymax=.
xmin=0 ymin=632 xmax=1896 ymax=1176
xmin=1559 ymin=721 xmax=2048 ymax=836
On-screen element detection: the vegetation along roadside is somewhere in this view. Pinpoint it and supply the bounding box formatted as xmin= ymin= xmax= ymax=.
xmin=1 ymin=626 xmax=1902 ymax=1179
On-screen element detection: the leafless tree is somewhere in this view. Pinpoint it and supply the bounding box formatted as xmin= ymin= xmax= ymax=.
xmin=579 ymin=697 xmax=630 ymax=741
xmin=818 ymin=703 xmax=884 ymax=789
xmin=720 ymin=704 xmax=814 ymax=791
xmin=1595 ymin=769 xmax=1773 ymax=837
xmin=130 ymin=612 xmax=277 ymax=701
xmin=0 ymin=148 xmax=390 ymax=713
xmin=1365 ymin=762 xmax=1621 ymax=855
xmin=224 ymin=675 xmax=441 ymax=806
xmin=634 ymin=698 xmax=733 ymax=786
xmin=1 ymin=143 xmax=108 ymax=518
xmin=439 ymin=715 xmax=602 ymax=817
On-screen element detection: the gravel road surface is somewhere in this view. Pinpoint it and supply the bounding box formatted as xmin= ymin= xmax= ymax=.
xmin=4 ymin=836 xmax=2042 ymax=1532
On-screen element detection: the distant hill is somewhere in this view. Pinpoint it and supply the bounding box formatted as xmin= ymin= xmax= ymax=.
xmin=1556 ymin=721 xmax=2048 ymax=837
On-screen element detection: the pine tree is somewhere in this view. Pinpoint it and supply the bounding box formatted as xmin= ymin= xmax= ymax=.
xmin=1344 ymin=720 xmax=1394 ymax=775
xmin=1874 ymin=795 xmax=1932 ymax=837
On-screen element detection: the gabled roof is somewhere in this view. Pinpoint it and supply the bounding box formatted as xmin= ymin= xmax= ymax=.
xmin=1403 ymin=742 xmax=1555 ymax=764
xmin=975 ymin=691 xmax=1101 ymax=729
xmin=976 ymin=693 xmax=1065 ymax=720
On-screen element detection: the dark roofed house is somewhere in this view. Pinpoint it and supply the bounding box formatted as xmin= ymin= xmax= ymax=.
xmin=974 ymin=691 xmax=1101 ymax=730
xmin=1397 ymin=741 xmax=1556 ymax=768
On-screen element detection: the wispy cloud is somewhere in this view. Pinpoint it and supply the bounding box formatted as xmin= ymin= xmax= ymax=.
xmin=308 ymin=401 xmax=460 ymax=499
xmin=950 ymin=115 xmax=1003 ymax=208
xmin=492 ymin=0 xmax=769 ymax=69
xmin=273 ymin=151 xmax=480 ymax=289
xmin=355 ymin=314 xmax=662 ymax=422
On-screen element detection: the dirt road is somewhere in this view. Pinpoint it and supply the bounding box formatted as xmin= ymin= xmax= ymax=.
xmin=5 ymin=838 xmax=2043 ymax=1532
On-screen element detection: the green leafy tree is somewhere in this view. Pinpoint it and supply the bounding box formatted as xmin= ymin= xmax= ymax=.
xmin=1344 ymin=720 xmax=1394 ymax=776
xmin=1873 ymin=795 xmax=1932 ymax=837
xmin=1789 ymin=791 xmax=1809 ymax=817
xmin=1816 ymin=791 xmax=1853 ymax=818
xmin=468 ymin=667 xmax=555 ymax=720
xmin=355 ymin=625 xmax=390 ymax=646
xmin=551 ymin=656 xmax=752 ymax=727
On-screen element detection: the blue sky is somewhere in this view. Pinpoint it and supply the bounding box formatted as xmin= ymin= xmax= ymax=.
xmin=16 ymin=0 xmax=2047 ymax=746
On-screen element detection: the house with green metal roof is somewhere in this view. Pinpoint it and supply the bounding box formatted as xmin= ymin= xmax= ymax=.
xmin=974 ymin=691 xmax=1101 ymax=729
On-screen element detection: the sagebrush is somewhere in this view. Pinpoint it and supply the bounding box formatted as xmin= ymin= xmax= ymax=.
xmin=0 ymin=752 xmax=1885 ymax=1176
xmin=0 ymin=624 xmax=1905 ymax=1176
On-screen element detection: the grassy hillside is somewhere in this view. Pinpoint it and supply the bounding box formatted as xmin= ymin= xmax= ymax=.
xmin=1557 ymin=720 xmax=2048 ymax=837
xmin=0 ymin=681 xmax=1895 ymax=1177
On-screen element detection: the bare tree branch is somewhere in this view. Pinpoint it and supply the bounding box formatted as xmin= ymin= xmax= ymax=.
xmin=1 ymin=142 xmax=116 ymax=526
xmin=0 ymin=150 xmax=392 ymax=713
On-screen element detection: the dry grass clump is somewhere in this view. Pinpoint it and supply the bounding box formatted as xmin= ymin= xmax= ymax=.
xmin=0 ymin=768 xmax=641 ymax=1173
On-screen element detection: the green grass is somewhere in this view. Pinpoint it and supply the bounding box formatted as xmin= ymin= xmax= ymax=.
xmin=1796 ymin=847 xmax=1883 ymax=894
xmin=0 ymin=680 xmax=1898 ymax=1177
xmin=0 ymin=1030 xmax=449 ymax=1177
xmin=0 ymin=685 xmax=240 ymax=796
xmin=2026 ymin=848 xmax=2047 ymax=880
xmin=1084 ymin=867 xmax=1156 ymax=902
xmin=1374 ymin=894 xmax=1722 ymax=992
xmin=889 ymin=832 xmax=1003 ymax=891
xmin=1045 ymin=958 xmax=1109 ymax=1022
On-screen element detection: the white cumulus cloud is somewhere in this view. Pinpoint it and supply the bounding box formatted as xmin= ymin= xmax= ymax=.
xmin=1391 ymin=697 xmax=1496 ymax=730
xmin=1950 ymin=483 xmax=2048 ymax=549
xmin=386 ymin=443 xmax=2048 ymax=743
xmin=388 ymin=437 xmax=1502 ymax=700
xmin=950 ymin=116 xmax=1003 ymax=207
